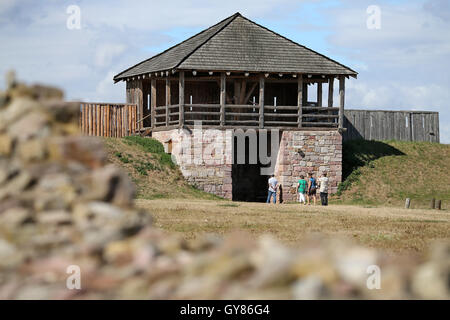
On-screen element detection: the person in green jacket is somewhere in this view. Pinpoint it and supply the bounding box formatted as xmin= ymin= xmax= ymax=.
xmin=296 ymin=175 xmax=307 ymax=205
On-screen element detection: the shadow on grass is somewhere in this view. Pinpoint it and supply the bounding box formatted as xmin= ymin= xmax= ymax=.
xmin=342 ymin=139 xmax=405 ymax=180
xmin=336 ymin=140 xmax=405 ymax=196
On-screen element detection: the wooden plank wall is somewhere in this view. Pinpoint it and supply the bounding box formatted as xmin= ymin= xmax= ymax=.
xmin=126 ymin=79 xmax=144 ymax=129
xmin=343 ymin=109 xmax=440 ymax=143
xmin=79 ymin=103 xmax=138 ymax=138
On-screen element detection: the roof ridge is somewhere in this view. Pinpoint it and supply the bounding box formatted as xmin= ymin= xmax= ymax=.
xmin=114 ymin=12 xmax=240 ymax=81
xmin=173 ymin=13 xmax=239 ymax=70
xmin=237 ymin=14 xmax=358 ymax=76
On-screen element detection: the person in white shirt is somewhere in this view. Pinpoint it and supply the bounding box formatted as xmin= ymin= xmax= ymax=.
xmin=266 ymin=174 xmax=278 ymax=204
xmin=318 ymin=172 xmax=329 ymax=206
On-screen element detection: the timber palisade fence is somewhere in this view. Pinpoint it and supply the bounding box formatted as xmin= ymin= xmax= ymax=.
xmin=79 ymin=103 xmax=139 ymax=138
xmin=343 ymin=109 xmax=440 ymax=142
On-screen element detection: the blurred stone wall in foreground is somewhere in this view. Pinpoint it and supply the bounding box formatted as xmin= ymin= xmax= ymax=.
xmin=0 ymin=73 xmax=448 ymax=299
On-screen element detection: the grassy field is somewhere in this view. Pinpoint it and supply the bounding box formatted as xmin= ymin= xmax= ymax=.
xmin=334 ymin=140 xmax=450 ymax=208
xmin=137 ymin=198 xmax=449 ymax=254
xmin=104 ymin=137 xmax=449 ymax=254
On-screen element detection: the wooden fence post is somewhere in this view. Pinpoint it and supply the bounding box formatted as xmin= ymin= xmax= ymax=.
xmin=405 ymin=198 xmax=411 ymax=209
xmin=89 ymin=104 xmax=93 ymax=136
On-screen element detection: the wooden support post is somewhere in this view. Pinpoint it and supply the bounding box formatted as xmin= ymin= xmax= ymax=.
xmin=136 ymin=81 xmax=143 ymax=131
xmin=179 ymin=71 xmax=185 ymax=127
xmin=234 ymin=80 xmax=241 ymax=104
xmin=297 ymin=75 xmax=303 ymax=128
xmin=165 ymin=78 xmax=171 ymax=126
xmin=317 ymin=82 xmax=322 ymax=107
xmin=259 ymin=74 xmax=265 ymax=129
xmin=302 ymin=82 xmax=308 ymax=105
xmin=339 ymin=76 xmax=345 ymax=129
xmin=436 ymin=200 xmax=442 ymax=210
xmin=220 ymin=72 xmax=226 ymax=127
xmin=151 ymin=79 xmax=156 ymax=128
xmin=328 ymin=77 xmax=334 ymax=107
xmin=430 ymin=198 xmax=436 ymax=209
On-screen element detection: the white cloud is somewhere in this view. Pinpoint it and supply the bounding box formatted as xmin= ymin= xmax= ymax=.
xmin=321 ymin=0 xmax=450 ymax=143
xmin=0 ymin=0 xmax=15 ymax=14
xmin=0 ymin=0 xmax=448 ymax=143
xmin=95 ymin=43 xmax=126 ymax=68
xmin=94 ymin=71 xmax=125 ymax=102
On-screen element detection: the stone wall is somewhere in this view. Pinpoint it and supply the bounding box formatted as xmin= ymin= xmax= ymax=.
xmin=153 ymin=129 xmax=342 ymax=202
xmin=275 ymin=131 xmax=342 ymax=202
xmin=0 ymin=74 xmax=448 ymax=299
xmin=152 ymin=128 xmax=233 ymax=199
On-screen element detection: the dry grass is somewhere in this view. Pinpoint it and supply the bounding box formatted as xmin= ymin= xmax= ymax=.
xmin=137 ymin=198 xmax=450 ymax=255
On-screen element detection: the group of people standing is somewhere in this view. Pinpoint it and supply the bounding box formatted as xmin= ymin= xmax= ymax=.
xmin=266 ymin=172 xmax=329 ymax=206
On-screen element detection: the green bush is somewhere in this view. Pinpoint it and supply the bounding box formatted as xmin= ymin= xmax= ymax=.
xmin=123 ymin=136 xmax=164 ymax=153
xmin=123 ymin=136 xmax=175 ymax=169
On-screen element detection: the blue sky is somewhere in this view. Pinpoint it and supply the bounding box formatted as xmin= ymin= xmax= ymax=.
xmin=0 ymin=0 xmax=449 ymax=142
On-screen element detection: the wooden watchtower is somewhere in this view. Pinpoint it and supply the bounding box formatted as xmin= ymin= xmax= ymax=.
xmin=113 ymin=12 xmax=357 ymax=133
xmin=112 ymin=12 xmax=358 ymax=201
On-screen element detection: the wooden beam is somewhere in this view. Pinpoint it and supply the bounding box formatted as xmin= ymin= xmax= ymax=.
xmin=137 ymin=80 xmax=143 ymax=130
xmin=220 ymin=72 xmax=226 ymax=127
xmin=239 ymin=80 xmax=247 ymax=104
xmin=179 ymin=71 xmax=185 ymax=127
xmin=151 ymin=79 xmax=156 ymax=128
xmin=243 ymin=82 xmax=258 ymax=105
xmin=328 ymin=77 xmax=334 ymax=108
xmin=165 ymin=78 xmax=171 ymax=126
xmin=317 ymin=82 xmax=322 ymax=107
xmin=339 ymin=76 xmax=345 ymax=129
xmin=234 ymin=80 xmax=241 ymax=104
xmin=259 ymin=74 xmax=265 ymax=129
xmin=302 ymin=82 xmax=308 ymax=105
xmin=298 ymin=75 xmax=303 ymax=128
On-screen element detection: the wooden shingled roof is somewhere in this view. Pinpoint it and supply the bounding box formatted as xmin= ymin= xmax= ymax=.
xmin=114 ymin=12 xmax=357 ymax=81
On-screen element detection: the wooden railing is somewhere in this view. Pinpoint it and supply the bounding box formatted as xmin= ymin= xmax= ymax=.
xmin=150 ymin=103 xmax=338 ymax=129
xmin=302 ymin=106 xmax=339 ymax=128
xmin=80 ymin=103 xmax=138 ymax=137
xmin=79 ymin=102 xmax=339 ymax=136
